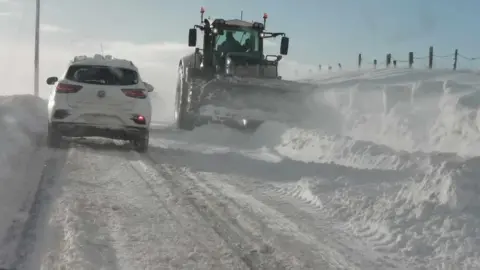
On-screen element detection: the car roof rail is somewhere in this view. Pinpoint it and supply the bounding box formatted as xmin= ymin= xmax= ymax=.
xmin=73 ymin=55 xmax=88 ymax=62
xmin=71 ymin=54 xmax=137 ymax=69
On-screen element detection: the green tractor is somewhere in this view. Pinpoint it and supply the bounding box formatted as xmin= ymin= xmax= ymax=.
xmin=175 ymin=8 xmax=312 ymax=131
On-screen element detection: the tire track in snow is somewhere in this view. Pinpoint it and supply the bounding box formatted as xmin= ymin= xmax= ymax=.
xmin=180 ymin=170 xmax=366 ymax=269
xmin=39 ymin=147 xmax=123 ymax=270
xmin=39 ymin=139 xmax=251 ymax=269
xmin=127 ymin=158 xmax=254 ymax=270
xmin=181 ymin=170 xmax=344 ymax=269
xmin=144 ymin=146 xmax=408 ymax=269
xmin=143 ymin=152 xmax=354 ymax=269
xmin=180 ymin=172 xmax=351 ymax=269
xmin=132 ymin=156 xmax=277 ymax=269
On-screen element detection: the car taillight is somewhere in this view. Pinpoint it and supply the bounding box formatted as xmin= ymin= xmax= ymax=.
xmin=122 ymin=89 xmax=146 ymax=99
xmin=56 ymin=83 xmax=83 ymax=93
xmin=131 ymin=114 xmax=146 ymax=125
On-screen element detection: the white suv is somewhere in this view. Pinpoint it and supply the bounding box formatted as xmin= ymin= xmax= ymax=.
xmin=46 ymin=54 xmax=153 ymax=152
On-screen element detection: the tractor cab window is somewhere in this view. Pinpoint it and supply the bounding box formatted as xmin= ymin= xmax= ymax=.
xmin=215 ymin=28 xmax=259 ymax=54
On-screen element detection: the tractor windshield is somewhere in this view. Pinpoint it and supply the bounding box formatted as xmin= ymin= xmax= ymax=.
xmin=215 ymin=27 xmax=260 ymax=54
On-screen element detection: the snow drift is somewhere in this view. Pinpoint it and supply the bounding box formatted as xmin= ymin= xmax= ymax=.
xmin=0 ymin=95 xmax=49 ymax=266
xmin=273 ymin=69 xmax=480 ymax=269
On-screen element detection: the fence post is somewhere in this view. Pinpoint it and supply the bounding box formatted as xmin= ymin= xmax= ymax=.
xmin=453 ymin=49 xmax=458 ymax=70
xmin=393 ymin=60 xmax=397 ymax=68
xmin=319 ymin=64 xmax=322 ymax=71
xmin=428 ymin=46 xmax=433 ymax=69
xmin=358 ymin=53 xmax=362 ymax=69
xmin=373 ymin=59 xmax=377 ymax=69
xmin=386 ymin=53 xmax=391 ymax=68
xmin=409 ymin=52 xmax=414 ymax=68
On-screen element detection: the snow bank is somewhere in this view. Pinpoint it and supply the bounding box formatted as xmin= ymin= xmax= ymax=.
xmin=297 ymin=156 xmax=480 ymax=269
xmin=276 ymin=69 xmax=480 ymax=160
xmin=0 ymin=95 xmax=49 ymax=265
xmin=269 ymin=69 xmax=480 ymax=269
xmin=275 ymin=128 xmax=416 ymax=171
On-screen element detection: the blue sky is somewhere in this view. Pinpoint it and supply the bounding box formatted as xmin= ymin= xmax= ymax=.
xmin=2 ymin=0 xmax=480 ymax=69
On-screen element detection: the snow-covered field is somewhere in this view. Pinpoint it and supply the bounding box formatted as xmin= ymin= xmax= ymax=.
xmin=2 ymin=68 xmax=480 ymax=269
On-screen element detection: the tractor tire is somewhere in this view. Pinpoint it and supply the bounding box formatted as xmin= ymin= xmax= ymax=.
xmin=175 ymin=65 xmax=196 ymax=131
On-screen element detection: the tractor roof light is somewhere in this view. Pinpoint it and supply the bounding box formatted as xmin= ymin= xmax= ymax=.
xmin=252 ymin=22 xmax=264 ymax=29
xmin=263 ymin=13 xmax=268 ymax=19
xmin=212 ymin=19 xmax=226 ymax=26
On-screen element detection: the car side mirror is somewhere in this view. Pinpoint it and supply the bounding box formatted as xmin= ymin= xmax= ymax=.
xmin=46 ymin=76 xmax=58 ymax=85
xmin=144 ymin=82 xmax=154 ymax=92
xmin=188 ymin=28 xmax=197 ymax=47
xmin=280 ymin=37 xmax=289 ymax=55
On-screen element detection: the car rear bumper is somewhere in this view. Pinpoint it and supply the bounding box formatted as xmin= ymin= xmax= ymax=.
xmin=51 ymin=122 xmax=148 ymax=140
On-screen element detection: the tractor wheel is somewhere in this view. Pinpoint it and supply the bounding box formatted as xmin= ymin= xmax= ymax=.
xmin=175 ymin=65 xmax=196 ymax=130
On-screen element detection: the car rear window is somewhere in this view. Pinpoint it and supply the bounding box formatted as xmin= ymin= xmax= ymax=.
xmin=65 ymin=65 xmax=139 ymax=86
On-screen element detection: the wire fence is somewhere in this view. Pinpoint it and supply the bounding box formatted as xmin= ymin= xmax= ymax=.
xmin=314 ymin=46 xmax=480 ymax=72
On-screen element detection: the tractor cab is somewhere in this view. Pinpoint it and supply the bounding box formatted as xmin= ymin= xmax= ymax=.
xmin=187 ymin=7 xmax=289 ymax=78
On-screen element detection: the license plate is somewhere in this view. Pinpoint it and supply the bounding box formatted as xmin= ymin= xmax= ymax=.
xmin=82 ymin=115 xmax=117 ymax=125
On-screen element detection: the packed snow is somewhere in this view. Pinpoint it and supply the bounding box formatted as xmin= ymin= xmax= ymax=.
xmin=2 ymin=68 xmax=480 ymax=269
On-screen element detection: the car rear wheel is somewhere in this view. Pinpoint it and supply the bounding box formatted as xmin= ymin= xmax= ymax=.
xmin=47 ymin=124 xmax=62 ymax=148
xmin=132 ymin=132 xmax=149 ymax=153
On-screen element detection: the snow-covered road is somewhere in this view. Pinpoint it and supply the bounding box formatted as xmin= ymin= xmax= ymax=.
xmin=2 ymin=68 xmax=480 ymax=269
xmin=11 ymin=137 xmax=399 ymax=270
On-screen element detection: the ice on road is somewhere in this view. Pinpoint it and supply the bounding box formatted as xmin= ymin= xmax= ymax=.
xmin=2 ymin=68 xmax=480 ymax=269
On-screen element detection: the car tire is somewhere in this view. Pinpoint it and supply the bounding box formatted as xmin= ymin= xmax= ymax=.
xmin=47 ymin=124 xmax=62 ymax=148
xmin=132 ymin=132 xmax=149 ymax=153
xmin=175 ymin=65 xmax=196 ymax=131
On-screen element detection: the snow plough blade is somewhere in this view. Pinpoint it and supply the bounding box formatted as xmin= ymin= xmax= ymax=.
xmin=190 ymin=76 xmax=317 ymax=130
